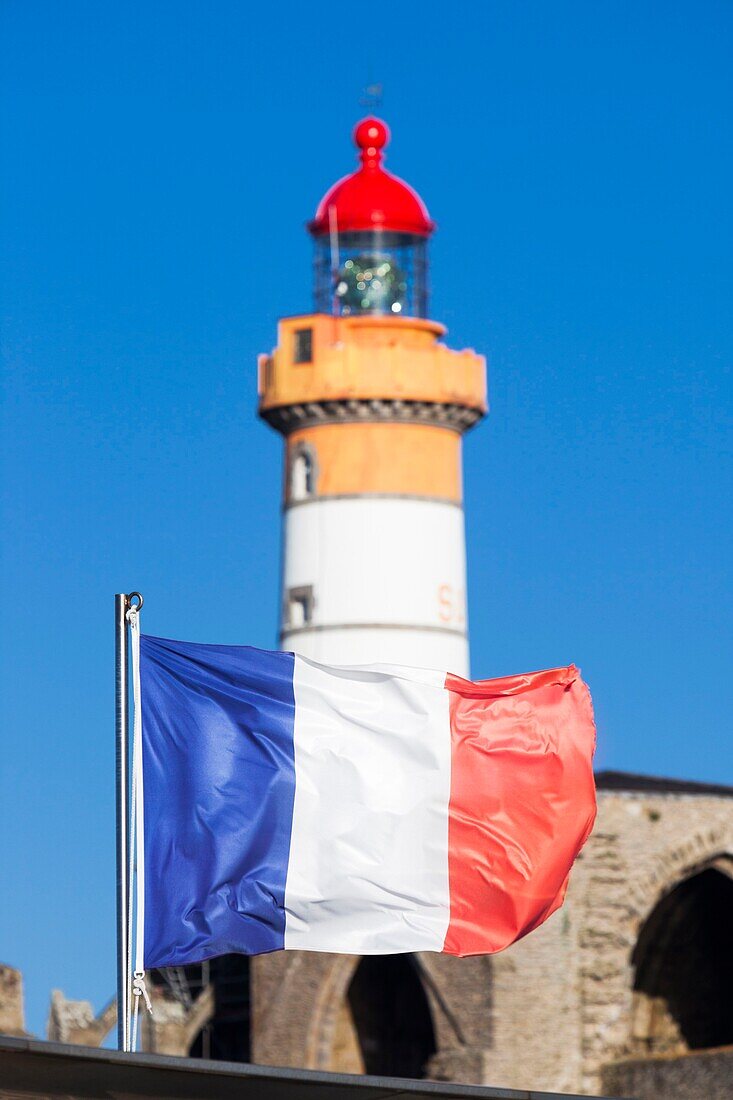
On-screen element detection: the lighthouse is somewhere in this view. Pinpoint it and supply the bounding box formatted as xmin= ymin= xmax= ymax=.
xmin=258 ymin=118 xmax=486 ymax=676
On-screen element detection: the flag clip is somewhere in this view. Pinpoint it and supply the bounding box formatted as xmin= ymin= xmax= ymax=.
xmin=133 ymin=971 xmax=153 ymax=1016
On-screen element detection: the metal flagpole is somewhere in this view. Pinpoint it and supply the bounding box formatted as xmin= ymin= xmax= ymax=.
xmin=115 ymin=592 xmax=130 ymax=1052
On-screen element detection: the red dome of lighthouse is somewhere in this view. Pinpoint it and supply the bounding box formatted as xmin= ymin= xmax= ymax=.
xmin=310 ymin=117 xmax=434 ymax=238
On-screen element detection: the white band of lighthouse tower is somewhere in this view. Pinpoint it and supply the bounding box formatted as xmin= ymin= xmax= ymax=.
xmin=283 ymin=494 xmax=468 ymax=673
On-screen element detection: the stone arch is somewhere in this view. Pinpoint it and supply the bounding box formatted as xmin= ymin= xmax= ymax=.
xmin=630 ymin=856 xmax=733 ymax=1055
xmin=304 ymin=954 xmax=359 ymax=1069
xmin=305 ymin=954 xmax=437 ymax=1078
xmin=626 ymin=826 xmax=733 ymax=925
xmin=577 ymin=819 xmax=733 ymax=1094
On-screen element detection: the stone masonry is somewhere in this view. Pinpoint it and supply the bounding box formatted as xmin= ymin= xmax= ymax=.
xmin=0 ymin=966 xmax=27 ymax=1039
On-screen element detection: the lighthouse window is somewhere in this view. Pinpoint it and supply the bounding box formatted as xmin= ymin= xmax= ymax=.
xmin=289 ymin=443 xmax=316 ymax=501
xmin=293 ymin=327 xmax=313 ymax=364
xmin=287 ymin=585 xmax=314 ymax=629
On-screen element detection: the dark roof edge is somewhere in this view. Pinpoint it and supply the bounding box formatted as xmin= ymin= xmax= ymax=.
xmin=0 ymin=1035 xmax=613 ymax=1100
xmin=595 ymin=769 xmax=733 ymax=798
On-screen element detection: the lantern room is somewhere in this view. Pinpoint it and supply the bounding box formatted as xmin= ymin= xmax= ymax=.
xmin=309 ymin=118 xmax=434 ymax=319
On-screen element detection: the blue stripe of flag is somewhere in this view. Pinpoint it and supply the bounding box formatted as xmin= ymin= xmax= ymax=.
xmin=140 ymin=635 xmax=296 ymax=967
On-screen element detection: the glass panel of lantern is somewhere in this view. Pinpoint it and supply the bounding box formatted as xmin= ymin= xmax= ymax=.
xmin=314 ymin=231 xmax=428 ymax=319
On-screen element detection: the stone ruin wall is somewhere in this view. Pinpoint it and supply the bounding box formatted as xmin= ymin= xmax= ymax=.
xmin=482 ymin=789 xmax=733 ymax=1095
xmin=0 ymin=966 xmax=26 ymax=1040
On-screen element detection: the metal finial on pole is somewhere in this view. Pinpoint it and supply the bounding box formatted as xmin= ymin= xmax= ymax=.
xmin=359 ymin=82 xmax=383 ymax=111
xmin=115 ymin=593 xmax=130 ymax=1051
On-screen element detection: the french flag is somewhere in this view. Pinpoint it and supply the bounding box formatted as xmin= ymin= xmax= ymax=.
xmin=140 ymin=636 xmax=596 ymax=967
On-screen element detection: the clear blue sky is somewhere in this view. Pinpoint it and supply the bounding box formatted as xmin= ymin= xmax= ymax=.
xmin=1 ymin=0 xmax=731 ymax=1039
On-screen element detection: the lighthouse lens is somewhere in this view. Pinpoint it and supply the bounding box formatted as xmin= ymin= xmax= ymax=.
xmin=335 ymin=254 xmax=407 ymax=315
xmin=313 ymin=232 xmax=427 ymax=318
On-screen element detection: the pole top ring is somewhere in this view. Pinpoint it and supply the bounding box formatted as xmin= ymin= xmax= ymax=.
xmin=127 ymin=592 xmax=144 ymax=612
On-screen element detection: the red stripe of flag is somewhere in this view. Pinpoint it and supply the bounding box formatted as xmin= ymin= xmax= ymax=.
xmin=443 ymin=665 xmax=597 ymax=957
